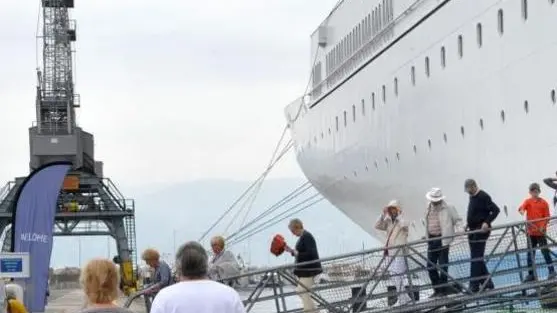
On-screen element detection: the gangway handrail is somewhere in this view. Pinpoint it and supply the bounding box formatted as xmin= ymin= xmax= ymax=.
xmin=222 ymin=215 xmax=557 ymax=313
xmin=222 ymin=215 xmax=557 ymax=282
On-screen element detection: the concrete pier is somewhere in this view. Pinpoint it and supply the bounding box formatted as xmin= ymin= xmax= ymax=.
xmin=44 ymin=289 xmax=146 ymax=313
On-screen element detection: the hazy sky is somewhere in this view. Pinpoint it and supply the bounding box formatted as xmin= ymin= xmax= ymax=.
xmin=0 ymin=0 xmax=340 ymax=187
xmin=0 ymin=0 xmax=359 ymax=268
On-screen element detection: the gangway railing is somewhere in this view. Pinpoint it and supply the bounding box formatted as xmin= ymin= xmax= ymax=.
xmin=215 ymin=216 xmax=557 ymax=313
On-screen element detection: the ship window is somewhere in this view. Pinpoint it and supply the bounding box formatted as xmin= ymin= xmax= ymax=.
xmin=551 ymin=89 xmax=556 ymax=104
xmin=479 ymin=118 xmax=484 ymax=130
xmin=441 ymin=46 xmax=446 ymax=68
xmin=361 ymin=99 xmax=366 ymax=116
xmin=500 ymin=110 xmax=506 ymax=122
xmin=427 ymin=139 xmax=432 ymax=149
xmin=344 ymin=111 xmax=347 ymax=127
xmin=524 ymin=100 xmax=529 ymax=113
xmin=476 ymin=23 xmax=483 ymax=47
xmin=498 ymin=9 xmax=504 ymax=35
xmin=443 ymin=133 xmax=448 ymax=143
xmin=425 ymin=57 xmax=430 ymax=77
xmin=372 ymin=92 xmax=376 ymax=110
xmin=522 ymin=0 xmax=528 ymax=20
xmin=352 ymin=104 xmax=356 ymax=122
xmin=411 ymin=66 xmax=416 ymax=86
xmin=460 ymin=126 xmax=465 ymax=137
xmin=394 ymin=77 xmax=399 ymax=96
xmin=382 ymin=85 xmax=387 ymax=103
xmin=457 ymin=35 xmax=463 ymax=58
xmin=336 ymin=116 xmax=339 ymax=131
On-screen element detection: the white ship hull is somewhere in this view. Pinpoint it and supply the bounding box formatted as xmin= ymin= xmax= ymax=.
xmin=285 ymin=0 xmax=557 ymax=242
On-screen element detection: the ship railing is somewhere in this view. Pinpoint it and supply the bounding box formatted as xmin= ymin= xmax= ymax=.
xmin=213 ymin=216 xmax=557 ymax=313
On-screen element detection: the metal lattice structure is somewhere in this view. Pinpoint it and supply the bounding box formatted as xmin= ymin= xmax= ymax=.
xmin=0 ymin=0 xmax=139 ymax=295
xmin=38 ymin=0 xmax=78 ymax=136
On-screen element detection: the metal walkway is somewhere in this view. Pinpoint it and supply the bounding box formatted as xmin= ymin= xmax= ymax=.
xmin=219 ymin=216 xmax=557 ymax=313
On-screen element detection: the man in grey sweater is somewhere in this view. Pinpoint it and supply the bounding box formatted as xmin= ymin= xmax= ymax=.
xmin=424 ymin=188 xmax=462 ymax=297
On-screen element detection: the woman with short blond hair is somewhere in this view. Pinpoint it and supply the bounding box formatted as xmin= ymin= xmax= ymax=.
xmin=78 ymin=258 xmax=133 ymax=313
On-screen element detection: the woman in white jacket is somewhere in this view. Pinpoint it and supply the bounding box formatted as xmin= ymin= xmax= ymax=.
xmin=375 ymin=200 xmax=412 ymax=306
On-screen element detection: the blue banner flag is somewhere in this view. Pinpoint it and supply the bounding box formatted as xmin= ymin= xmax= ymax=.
xmin=12 ymin=162 xmax=71 ymax=312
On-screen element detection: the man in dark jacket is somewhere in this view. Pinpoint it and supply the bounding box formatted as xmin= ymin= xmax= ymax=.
xmin=465 ymin=179 xmax=500 ymax=292
xmin=285 ymin=218 xmax=322 ymax=312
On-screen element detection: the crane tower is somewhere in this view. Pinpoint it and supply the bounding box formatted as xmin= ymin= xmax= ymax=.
xmin=0 ymin=0 xmax=138 ymax=294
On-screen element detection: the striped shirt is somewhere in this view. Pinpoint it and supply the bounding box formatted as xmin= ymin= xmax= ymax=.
xmin=427 ymin=205 xmax=442 ymax=235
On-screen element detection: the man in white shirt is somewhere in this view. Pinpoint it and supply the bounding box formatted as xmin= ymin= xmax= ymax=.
xmin=150 ymin=241 xmax=246 ymax=313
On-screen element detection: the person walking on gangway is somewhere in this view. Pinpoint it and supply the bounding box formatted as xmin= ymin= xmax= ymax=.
xmin=519 ymin=182 xmax=556 ymax=282
xmin=424 ymin=188 xmax=462 ymax=297
xmin=284 ymin=218 xmax=322 ymax=313
xmin=141 ymin=248 xmax=174 ymax=310
xmin=465 ymin=179 xmax=500 ymax=292
xmin=375 ymin=200 xmax=413 ymax=306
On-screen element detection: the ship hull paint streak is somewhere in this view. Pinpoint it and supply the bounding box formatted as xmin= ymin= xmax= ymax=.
xmin=286 ymin=0 xmax=557 ymax=242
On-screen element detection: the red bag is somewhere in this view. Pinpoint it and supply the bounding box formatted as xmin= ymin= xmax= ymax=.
xmin=270 ymin=234 xmax=286 ymax=256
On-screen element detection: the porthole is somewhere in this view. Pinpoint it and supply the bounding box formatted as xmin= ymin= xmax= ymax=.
xmin=500 ymin=110 xmax=506 ymax=122
xmin=476 ymin=23 xmax=483 ymax=47
xmin=460 ymin=126 xmax=465 ymax=137
xmin=382 ymin=85 xmax=387 ymax=103
xmin=551 ymin=89 xmax=556 ymax=104
xmin=524 ymin=100 xmax=529 ymax=113
xmin=440 ymin=46 xmax=446 ymax=68
xmin=457 ymin=35 xmax=463 ymax=58
xmin=425 ymin=57 xmax=430 ymax=77
xmin=361 ymin=99 xmax=366 ymax=115
xmin=427 ymin=139 xmax=432 ymax=149
xmin=479 ymin=118 xmax=484 ymax=130
xmin=396 ymin=152 xmax=400 ymax=160
xmin=443 ymin=133 xmax=448 ymax=143
xmin=498 ymin=9 xmax=504 ymax=35
xmin=413 ymin=145 xmax=417 ymax=154
xmin=522 ymin=0 xmax=528 ymax=20
xmin=372 ymin=93 xmax=376 ymax=110
xmin=394 ymin=78 xmax=399 ymax=96
xmin=344 ymin=111 xmax=347 ymax=127
xmin=411 ymin=66 xmax=416 ymax=86
xmin=352 ymin=104 xmax=356 ymax=122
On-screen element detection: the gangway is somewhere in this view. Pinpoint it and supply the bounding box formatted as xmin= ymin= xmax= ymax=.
xmin=200 ymin=216 xmax=557 ymax=313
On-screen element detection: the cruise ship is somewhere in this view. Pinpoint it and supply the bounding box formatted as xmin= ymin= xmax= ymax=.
xmin=284 ymin=0 xmax=557 ymax=242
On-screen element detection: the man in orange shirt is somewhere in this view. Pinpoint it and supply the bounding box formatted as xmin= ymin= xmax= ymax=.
xmin=518 ymin=183 xmax=556 ymax=282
